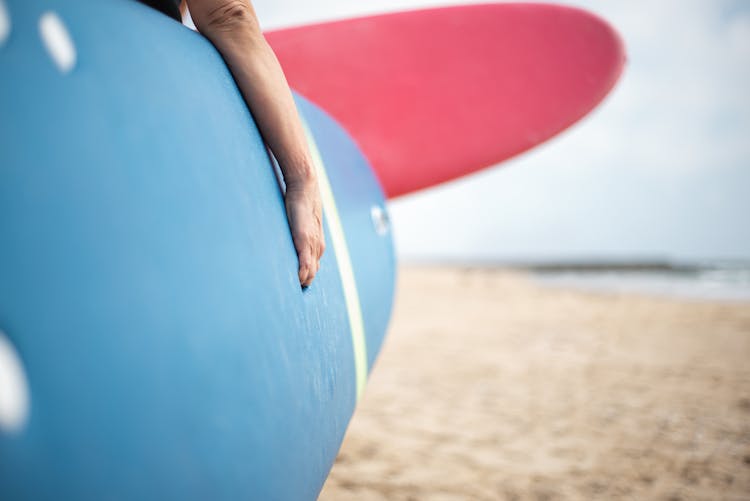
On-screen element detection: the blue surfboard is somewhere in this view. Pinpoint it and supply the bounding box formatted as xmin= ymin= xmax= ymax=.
xmin=0 ymin=1 xmax=395 ymax=499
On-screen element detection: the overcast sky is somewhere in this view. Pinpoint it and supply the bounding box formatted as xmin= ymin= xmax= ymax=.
xmin=256 ymin=0 xmax=750 ymax=263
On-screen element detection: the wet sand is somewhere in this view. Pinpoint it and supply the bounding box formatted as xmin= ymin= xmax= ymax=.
xmin=319 ymin=267 xmax=750 ymax=500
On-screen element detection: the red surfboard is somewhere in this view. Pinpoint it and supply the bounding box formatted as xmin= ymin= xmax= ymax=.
xmin=266 ymin=4 xmax=625 ymax=198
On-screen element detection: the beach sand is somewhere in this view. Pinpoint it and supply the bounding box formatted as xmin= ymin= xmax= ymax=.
xmin=318 ymin=267 xmax=750 ymax=500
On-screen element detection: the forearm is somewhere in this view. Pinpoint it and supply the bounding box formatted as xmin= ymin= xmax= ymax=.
xmin=187 ymin=0 xmax=315 ymax=188
xmin=185 ymin=0 xmax=325 ymax=287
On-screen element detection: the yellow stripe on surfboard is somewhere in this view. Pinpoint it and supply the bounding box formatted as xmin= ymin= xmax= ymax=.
xmin=302 ymin=122 xmax=368 ymax=402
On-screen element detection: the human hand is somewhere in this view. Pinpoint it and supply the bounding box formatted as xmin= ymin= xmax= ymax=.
xmin=284 ymin=180 xmax=325 ymax=287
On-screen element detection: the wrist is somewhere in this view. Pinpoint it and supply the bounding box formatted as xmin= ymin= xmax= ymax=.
xmin=282 ymin=158 xmax=317 ymax=192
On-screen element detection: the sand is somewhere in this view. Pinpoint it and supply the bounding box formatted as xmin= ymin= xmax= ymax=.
xmin=318 ymin=267 xmax=750 ymax=501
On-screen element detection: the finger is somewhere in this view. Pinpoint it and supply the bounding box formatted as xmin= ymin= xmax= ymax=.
xmin=307 ymin=255 xmax=321 ymax=286
xmin=298 ymin=245 xmax=314 ymax=287
xmin=298 ymin=264 xmax=308 ymax=287
xmin=313 ymin=240 xmax=324 ymax=277
xmin=303 ymin=265 xmax=315 ymax=287
xmin=304 ymin=270 xmax=315 ymax=288
xmin=318 ymin=240 xmax=326 ymax=260
xmin=305 ymin=251 xmax=318 ymax=285
xmin=298 ymin=256 xmax=309 ymax=284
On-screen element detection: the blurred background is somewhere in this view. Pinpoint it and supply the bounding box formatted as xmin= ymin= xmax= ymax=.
xmin=258 ymin=0 xmax=750 ymax=301
xmin=260 ymin=1 xmax=750 ymax=499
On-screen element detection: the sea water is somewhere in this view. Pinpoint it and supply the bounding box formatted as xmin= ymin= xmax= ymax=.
xmin=532 ymin=263 xmax=750 ymax=302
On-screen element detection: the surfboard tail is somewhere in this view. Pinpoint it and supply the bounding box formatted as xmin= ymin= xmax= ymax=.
xmin=266 ymin=3 xmax=626 ymax=198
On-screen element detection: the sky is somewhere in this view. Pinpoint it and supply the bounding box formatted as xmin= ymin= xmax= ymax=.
xmin=255 ymin=0 xmax=750 ymax=263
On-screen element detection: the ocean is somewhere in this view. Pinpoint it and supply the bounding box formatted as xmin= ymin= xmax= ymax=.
xmin=530 ymin=262 xmax=750 ymax=302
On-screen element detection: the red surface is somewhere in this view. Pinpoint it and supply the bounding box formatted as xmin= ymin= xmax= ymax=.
xmin=266 ymin=4 xmax=625 ymax=198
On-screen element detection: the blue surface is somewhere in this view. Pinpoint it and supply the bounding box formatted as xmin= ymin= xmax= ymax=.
xmin=0 ymin=0 xmax=395 ymax=499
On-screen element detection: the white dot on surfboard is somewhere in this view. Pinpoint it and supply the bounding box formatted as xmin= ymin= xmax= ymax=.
xmin=39 ymin=11 xmax=76 ymax=74
xmin=0 ymin=330 xmax=30 ymax=434
xmin=370 ymin=205 xmax=390 ymax=236
xmin=0 ymin=0 xmax=10 ymax=46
